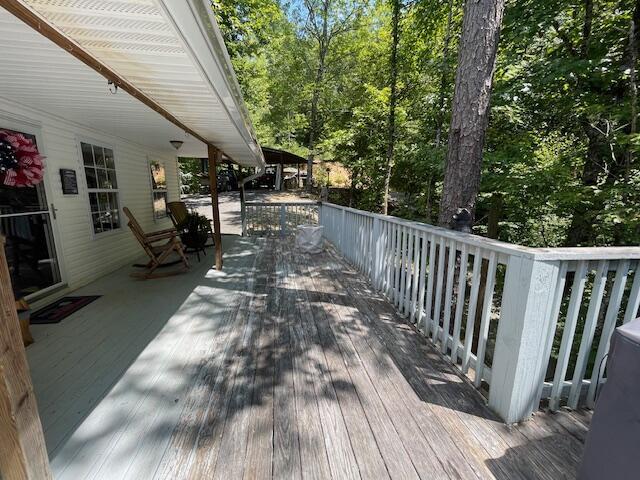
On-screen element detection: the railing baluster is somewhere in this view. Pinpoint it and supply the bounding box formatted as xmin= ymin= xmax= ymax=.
xmin=416 ymin=232 xmax=429 ymax=328
xmin=451 ymin=244 xmax=468 ymax=364
xmin=410 ymin=230 xmax=420 ymax=323
xmin=423 ymin=235 xmax=437 ymax=335
xmin=462 ymin=248 xmax=482 ymax=374
xmin=474 ymin=251 xmax=497 ymax=388
xmin=393 ymin=224 xmax=401 ymax=306
xmin=623 ymin=261 xmax=640 ymax=324
xmin=441 ymin=240 xmax=457 ymax=354
xmin=568 ymin=260 xmax=609 ymax=409
xmin=549 ymin=260 xmax=589 ymax=410
xmin=534 ymin=261 xmax=568 ymax=405
xmin=400 ymin=226 xmax=409 ymax=314
xmin=586 ymin=260 xmax=630 ymax=408
xmin=384 ymin=221 xmax=392 ymax=297
xmin=431 ymin=237 xmax=446 ymax=343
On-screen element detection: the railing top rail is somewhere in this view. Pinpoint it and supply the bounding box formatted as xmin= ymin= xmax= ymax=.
xmin=245 ymin=200 xmax=320 ymax=207
xmin=321 ymin=202 xmax=640 ymax=261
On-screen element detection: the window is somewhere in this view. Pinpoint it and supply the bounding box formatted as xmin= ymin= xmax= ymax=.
xmin=150 ymin=160 xmax=168 ymax=219
xmin=81 ymin=142 xmax=120 ymax=234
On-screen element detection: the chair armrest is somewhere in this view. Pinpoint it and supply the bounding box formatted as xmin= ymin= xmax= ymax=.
xmin=148 ymin=227 xmax=178 ymax=236
xmin=145 ymin=230 xmax=178 ymax=243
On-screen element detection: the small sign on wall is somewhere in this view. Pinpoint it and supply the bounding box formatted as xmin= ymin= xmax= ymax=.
xmin=60 ymin=168 xmax=78 ymax=194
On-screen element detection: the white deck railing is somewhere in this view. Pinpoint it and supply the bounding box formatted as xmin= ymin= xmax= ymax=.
xmin=242 ymin=201 xmax=319 ymax=236
xmin=318 ymin=202 xmax=640 ymax=423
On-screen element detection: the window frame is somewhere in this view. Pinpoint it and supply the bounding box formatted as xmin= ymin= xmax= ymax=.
xmin=78 ymin=139 xmax=123 ymax=238
xmin=148 ymin=158 xmax=169 ymax=221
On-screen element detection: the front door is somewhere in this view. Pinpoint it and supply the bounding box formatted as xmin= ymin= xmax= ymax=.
xmin=0 ymin=127 xmax=62 ymax=299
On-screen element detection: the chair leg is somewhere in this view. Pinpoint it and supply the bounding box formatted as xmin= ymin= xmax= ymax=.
xmin=175 ymin=241 xmax=190 ymax=269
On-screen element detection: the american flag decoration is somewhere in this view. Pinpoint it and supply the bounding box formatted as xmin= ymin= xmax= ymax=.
xmin=0 ymin=130 xmax=45 ymax=187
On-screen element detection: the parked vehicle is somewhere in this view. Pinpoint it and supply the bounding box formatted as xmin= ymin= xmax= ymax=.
xmin=246 ymin=166 xmax=277 ymax=190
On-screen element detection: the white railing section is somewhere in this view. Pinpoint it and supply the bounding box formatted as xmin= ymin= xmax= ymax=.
xmin=243 ymin=201 xmax=319 ymax=236
xmin=319 ymin=202 xmax=640 ymax=423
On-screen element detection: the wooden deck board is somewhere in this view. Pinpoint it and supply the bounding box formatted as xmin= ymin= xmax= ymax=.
xmin=26 ymin=235 xmax=589 ymax=479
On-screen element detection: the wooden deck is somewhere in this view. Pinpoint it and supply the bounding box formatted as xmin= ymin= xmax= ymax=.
xmin=27 ymin=235 xmax=589 ymax=479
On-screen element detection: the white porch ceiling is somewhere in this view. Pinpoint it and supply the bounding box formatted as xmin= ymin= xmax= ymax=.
xmin=0 ymin=0 xmax=264 ymax=166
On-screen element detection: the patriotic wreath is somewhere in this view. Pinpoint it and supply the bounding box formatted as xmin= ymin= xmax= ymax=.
xmin=0 ymin=130 xmax=45 ymax=187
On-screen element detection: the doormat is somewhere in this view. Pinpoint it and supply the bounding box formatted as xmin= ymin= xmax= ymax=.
xmin=30 ymin=296 xmax=101 ymax=325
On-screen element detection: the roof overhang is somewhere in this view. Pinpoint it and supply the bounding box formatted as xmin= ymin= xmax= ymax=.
xmin=261 ymin=146 xmax=307 ymax=165
xmin=0 ymin=0 xmax=265 ymax=167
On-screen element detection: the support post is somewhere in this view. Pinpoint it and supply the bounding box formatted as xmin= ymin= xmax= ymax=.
xmin=488 ymin=255 xmax=560 ymax=423
xmin=0 ymin=237 xmax=53 ymax=480
xmin=240 ymin=185 xmax=247 ymax=236
xmin=207 ymin=145 xmax=223 ymax=270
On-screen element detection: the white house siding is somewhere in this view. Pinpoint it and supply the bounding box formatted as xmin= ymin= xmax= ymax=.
xmin=0 ymin=97 xmax=180 ymax=296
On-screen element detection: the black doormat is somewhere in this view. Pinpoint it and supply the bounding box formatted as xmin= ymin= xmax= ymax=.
xmin=30 ymin=296 xmax=101 ymax=325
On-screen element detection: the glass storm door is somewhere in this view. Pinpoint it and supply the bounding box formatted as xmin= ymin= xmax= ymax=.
xmin=0 ymin=128 xmax=62 ymax=299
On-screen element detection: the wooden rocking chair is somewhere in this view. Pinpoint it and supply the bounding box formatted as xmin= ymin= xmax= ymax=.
xmin=167 ymin=201 xmax=215 ymax=260
xmin=167 ymin=201 xmax=215 ymax=242
xmin=123 ymin=207 xmax=190 ymax=279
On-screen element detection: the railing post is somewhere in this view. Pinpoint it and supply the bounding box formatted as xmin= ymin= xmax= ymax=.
xmin=488 ymin=255 xmax=560 ymax=423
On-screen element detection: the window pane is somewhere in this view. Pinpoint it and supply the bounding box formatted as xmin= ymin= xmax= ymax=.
xmin=110 ymin=209 xmax=120 ymax=229
xmin=150 ymin=161 xmax=167 ymax=190
xmin=93 ymin=146 xmax=105 ymax=168
xmin=107 ymin=169 xmax=118 ymax=189
xmin=103 ymin=210 xmax=114 ymax=231
xmin=109 ymin=193 xmax=119 ymax=212
xmin=81 ymin=143 xmax=94 ymax=166
xmin=153 ymin=191 xmax=167 ymax=219
xmin=98 ymin=192 xmax=110 ymax=212
xmin=104 ymin=149 xmax=115 ymax=169
xmin=92 ymin=213 xmax=103 ymax=233
xmin=89 ymin=192 xmax=98 ymax=212
xmin=85 ymin=167 xmax=97 ymax=188
xmin=97 ymin=169 xmax=110 ymax=189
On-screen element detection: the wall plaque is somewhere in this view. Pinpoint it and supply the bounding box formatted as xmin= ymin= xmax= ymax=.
xmin=60 ymin=168 xmax=78 ymax=194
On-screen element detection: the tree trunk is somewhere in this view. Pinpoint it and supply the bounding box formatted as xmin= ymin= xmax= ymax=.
xmin=424 ymin=174 xmax=433 ymax=223
xmin=383 ymin=0 xmax=400 ymax=215
xmin=565 ymin=125 xmax=604 ymax=246
xmin=581 ymin=0 xmax=593 ymax=57
xmin=307 ymin=70 xmax=321 ymax=191
xmin=434 ymin=0 xmax=456 ymax=148
xmin=437 ymin=0 xmax=506 ymax=229
xmin=306 ymin=1 xmax=330 ymax=192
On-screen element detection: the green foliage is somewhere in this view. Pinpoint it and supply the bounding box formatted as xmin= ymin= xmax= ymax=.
xmin=178 ymin=158 xmax=203 ymax=194
xmin=213 ymin=0 xmax=640 ymax=247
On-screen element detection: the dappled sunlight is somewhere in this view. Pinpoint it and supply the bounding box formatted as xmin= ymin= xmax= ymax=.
xmin=26 ymin=234 xmax=587 ymax=479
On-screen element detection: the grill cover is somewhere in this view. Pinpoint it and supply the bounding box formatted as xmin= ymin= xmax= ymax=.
xmin=578 ymin=318 xmax=640 ymax=479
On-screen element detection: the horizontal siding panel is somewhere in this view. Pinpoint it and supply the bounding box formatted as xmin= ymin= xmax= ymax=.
xmin=0 ymin=98 xmax=179 ymax=292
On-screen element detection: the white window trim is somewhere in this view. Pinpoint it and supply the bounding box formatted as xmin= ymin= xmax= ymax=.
xmin=77 ymin=138 xmax=123 ymax=238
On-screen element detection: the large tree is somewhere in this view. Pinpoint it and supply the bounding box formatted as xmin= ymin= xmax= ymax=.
xmin=438 ymin=0 xmax=506 ymax=229
xmin=297 ymin=0 xmax=362 ymax=190
xmin=383 ymin=0 xmax=401 ymax=214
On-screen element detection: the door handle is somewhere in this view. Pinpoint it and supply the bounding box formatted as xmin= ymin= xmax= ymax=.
xmin=50 ymin=203 xmax=58 ymax=220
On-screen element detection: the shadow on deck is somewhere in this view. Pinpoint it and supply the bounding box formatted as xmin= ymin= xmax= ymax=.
xmin=26 ymin=235 xmax=589 ymax=479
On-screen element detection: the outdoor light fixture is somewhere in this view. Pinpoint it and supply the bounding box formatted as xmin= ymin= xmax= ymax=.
xmin=170 ymin=140 xmax=184 ymax=150
xmin=107 ymin=80 xmax=118 ymax=94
